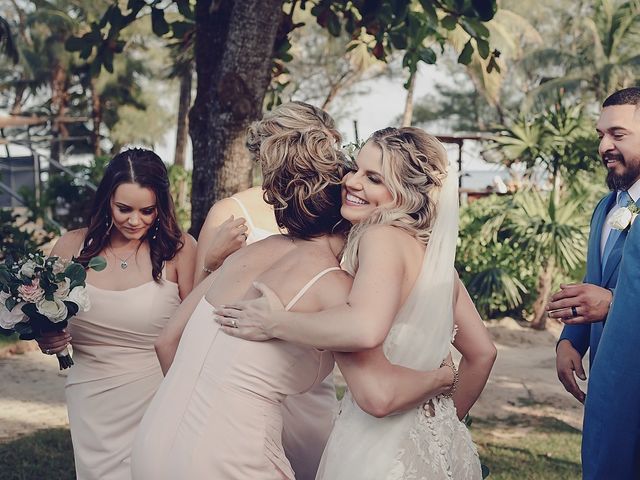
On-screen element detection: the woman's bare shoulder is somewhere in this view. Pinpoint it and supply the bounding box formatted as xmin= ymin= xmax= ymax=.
xmin=360 ymin=224 xmax=414 ymax=244
xmin=51 ymin=228 xmax=87 ymax=259
xmin=359 ymin=224 xmax=418 ymax=257
xmin=174 ymin=232 xmax=197 ymax=261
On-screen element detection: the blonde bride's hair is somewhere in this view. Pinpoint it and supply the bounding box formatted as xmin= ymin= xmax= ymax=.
xmin=342 ymin=127 xmax=449 ymax=273
xmin=245 ymin=101 xmax=349 ymax=239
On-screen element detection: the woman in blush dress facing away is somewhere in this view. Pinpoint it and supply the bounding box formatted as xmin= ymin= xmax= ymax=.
xmin=216 ymin=128 xmax=497 ymax=480
xmin=132 ymin=102 xmax=456 ymax=480
xmin=193 ymin=185 xmax=338 ymax=480
xmin=37 ymin=149 xmax=196 ymax=480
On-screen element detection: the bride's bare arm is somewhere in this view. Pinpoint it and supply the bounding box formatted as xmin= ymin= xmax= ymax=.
xmin=155 ymin=273 xmax=217 ymax=374
xmin=216 ymin=226 xmax=407 ymax=351
xmin=451 ymin=278 xmax=497 ymax=419
xmin=335 ymin=348 xmax=454 ymax=418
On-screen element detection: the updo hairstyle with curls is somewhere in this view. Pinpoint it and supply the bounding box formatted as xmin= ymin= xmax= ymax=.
xmin=245 ymin=101 xmax=350 ymax=240
xmin=342 ymin=127 xmax=449 ymax=273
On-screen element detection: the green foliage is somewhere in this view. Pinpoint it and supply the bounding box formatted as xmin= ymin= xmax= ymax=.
xmin=522 ymin=0 xmax=640 ymax=107
xmin=489 ymin=100 xmax=600 ymax=176
xmin=68 ymin=0 xmax=498 ymax=87
xmin=458 ymin=181 xmax=600 ymax=318
xmin=35 ymin=156 xmax=108 ymax=231
xmin=457 ymin=194 xmax=535 ymax=318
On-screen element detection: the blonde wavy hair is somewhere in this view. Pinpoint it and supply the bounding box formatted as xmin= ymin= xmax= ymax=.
xmin=246 ymin=101 xmax=350 ymax=239
xmin=342 ymin=127 xmax=449 ymax=273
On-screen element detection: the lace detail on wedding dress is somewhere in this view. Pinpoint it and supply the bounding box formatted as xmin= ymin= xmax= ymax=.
xmin=388 ymin=397 xmax=481 ymax=480
xmin=451 ymin=324 xmax=459 ymax=343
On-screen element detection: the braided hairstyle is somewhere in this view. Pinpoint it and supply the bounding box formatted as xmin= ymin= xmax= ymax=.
xmin=342 ymin=127 xmax=449 ymax=273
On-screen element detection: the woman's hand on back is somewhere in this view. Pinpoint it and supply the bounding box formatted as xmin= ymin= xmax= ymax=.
xmin=214 ymin=282 xmax=283 ymax=341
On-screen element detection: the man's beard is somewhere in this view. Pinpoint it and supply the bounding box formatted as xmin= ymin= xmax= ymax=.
xmin=605 ymin=154 xmax=640 ymax=191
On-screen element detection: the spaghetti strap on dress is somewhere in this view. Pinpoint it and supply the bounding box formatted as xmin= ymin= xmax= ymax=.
xmin=230 ymin=196 xmax=276 ymax=244
xmin=131 ymin=266 xmax=340 ymax=480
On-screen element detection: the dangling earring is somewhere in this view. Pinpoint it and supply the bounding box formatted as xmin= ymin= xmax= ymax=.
xmin=151 ymin=218 xmax=159 ymax=240
xmin=105 ymin=214 xmax=113 ymax=235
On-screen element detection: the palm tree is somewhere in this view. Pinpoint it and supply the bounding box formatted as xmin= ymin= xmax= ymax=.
xmin=523 ymin=0 xmax=640 ymax=107
xmin=489 ymin=100 xmax=599 ymax=328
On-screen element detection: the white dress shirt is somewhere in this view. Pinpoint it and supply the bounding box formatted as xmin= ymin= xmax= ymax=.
xmin=601 ymin=177 xmax=640 ymax=256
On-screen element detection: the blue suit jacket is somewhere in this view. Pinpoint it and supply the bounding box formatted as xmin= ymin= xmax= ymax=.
xmin=582 ymin=213 xmax=640 ymax=479
xmin=559 ymin=192 xmax=626 ymax=367
xmin=560 ymin=192 xmax=627 ymax=366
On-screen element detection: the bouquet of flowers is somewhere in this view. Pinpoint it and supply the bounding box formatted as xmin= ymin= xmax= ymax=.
xmin=0 ymin=252 xmax=106 ymax=369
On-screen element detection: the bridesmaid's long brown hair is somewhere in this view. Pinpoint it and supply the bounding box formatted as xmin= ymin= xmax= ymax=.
xmin=77 ymin=149 xmax=184 ymax=281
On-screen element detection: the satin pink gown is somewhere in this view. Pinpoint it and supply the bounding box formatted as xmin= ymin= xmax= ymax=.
xmin=130 ymin=267 xmax=339 ymax=480
xmin=66 ymin=278 xmax=180 ymax=480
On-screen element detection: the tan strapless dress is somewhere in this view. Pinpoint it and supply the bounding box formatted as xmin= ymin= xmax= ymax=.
xmin=130 ymin=267 xmax=339 ymax=480
xmin=66 ymin=279 xmax=180 ymax=480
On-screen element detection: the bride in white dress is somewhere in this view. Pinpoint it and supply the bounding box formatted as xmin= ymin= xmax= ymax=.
xmin=217 ymin=127 xmax=496 ymax=479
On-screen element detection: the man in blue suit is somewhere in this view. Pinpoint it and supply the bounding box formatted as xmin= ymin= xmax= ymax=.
xmin=549 ymin=87 xmax=640 ymax=478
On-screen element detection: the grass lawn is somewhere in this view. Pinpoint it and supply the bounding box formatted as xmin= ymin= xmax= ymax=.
xmin=0 ymin=429 xmax=75 ymax=480
xmin=0 ymin=413 xmax=580 ymax=479
xmin=473 ymin=414 xmax=582 ymax=479
xmin=0 ymin=333 xmax=19 ymax=347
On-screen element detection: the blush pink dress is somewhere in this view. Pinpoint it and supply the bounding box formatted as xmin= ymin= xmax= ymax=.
xmin=130 ymin=267 xmax=339 ymax=480
xmin=66 ymin=277 xmax=180 ymax=480
xmin=231 ymin=196 xmax=338 ymax=480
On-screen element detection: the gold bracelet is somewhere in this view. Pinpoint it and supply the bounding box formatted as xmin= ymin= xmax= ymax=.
xmin=440 ymin=358 xmax=459 ymax=399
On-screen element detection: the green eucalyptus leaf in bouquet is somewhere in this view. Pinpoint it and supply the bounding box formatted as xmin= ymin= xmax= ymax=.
xmin=88 ymin=255 xmax=107 ymax=272
xmin=65 ymin=263 xmax=87 ymax=290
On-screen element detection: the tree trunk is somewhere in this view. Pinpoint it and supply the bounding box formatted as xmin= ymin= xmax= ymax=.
xmin=11 ymin=83 xmax=25 ymax=114
xmin=50 ymin=62 xmax=68 ymax=171
xmin=401 ymin=72 xmax=416 ymax=127
xmin=531 ymin=257 xmax=555 ymax=330
xmin=90 ymin=77 xmax=102 ymax=156
xmin=174 ymin=68 xmax=192 ymax=168
xmin=188 ymin=0 xmax=283 ymax=238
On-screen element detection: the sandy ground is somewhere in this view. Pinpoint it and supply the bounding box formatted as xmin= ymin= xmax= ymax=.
xmin=0 ymin=317 xmax=585 ymax=442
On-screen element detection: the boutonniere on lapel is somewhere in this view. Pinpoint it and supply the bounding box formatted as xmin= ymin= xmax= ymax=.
xmin=609 ymin=203 xmax=640 ymax=231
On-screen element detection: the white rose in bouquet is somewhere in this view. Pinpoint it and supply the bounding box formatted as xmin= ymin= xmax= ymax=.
xmin=0 ymin=290 xmax=10 ymax=304
xmin=53 ymin=278 xmax=71 ymax=299
xmin=68 ymin=286 xmax=91 ymax=312
xmin=0 ymin=303 xmax=25 ymax=329
xmin=19 ymin=260 xmax=37 ymax=279
xmin=609 ymin=207 xmax=634 ymax=230
xmin=36 ymin=298 xmax=68 ymax=323
xmin=52 ymin=259 xmax=68 ymax=275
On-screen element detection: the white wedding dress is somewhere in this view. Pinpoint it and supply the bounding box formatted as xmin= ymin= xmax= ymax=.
xmin=316 ymin=165 xmax=482 ymax=480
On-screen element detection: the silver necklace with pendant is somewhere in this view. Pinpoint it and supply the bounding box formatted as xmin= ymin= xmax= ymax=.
xmin=110 ymin=247 xmax=137 ymax=270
